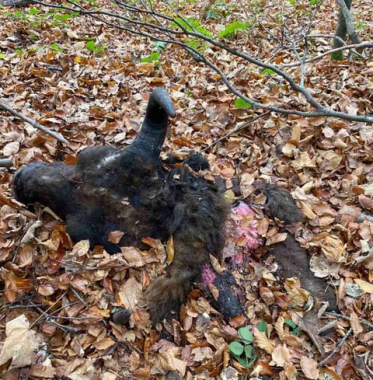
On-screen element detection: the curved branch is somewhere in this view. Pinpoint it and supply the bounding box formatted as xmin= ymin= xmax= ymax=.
xmin=0 ymin=99 xmax=68 ymax=144
xmin=24 ymin=1 xmax=373 ymax=123
xmin=282 ymin=41 xmax=373 ymax=67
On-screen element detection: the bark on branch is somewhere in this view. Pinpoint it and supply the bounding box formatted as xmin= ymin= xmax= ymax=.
xmin=332 ymin=0 xmax=361 ymax=60
xmin=0 ymin=100 xmax=68 ymax=144
xmin=6 ymin=0 xmax=373 ymax=124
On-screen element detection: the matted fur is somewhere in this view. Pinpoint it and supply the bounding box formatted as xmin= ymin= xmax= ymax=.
xmin=13 ymin=89 xmax=230 ymax=324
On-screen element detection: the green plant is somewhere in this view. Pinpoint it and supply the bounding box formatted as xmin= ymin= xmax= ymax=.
xmin=5 ymin=6 xmax=77 ymax=27
xmin=205 ymin=1 xmax=235 ymax=20
xmin=284 ymin=319 xmax=302 ymax=336
xmin=234 ymin=98 xmax=252 ymax=109
xmin=229 ymin=326 xmax=256 ymax=368
xmin=356 ymin=22 xmax=367 ymax=30
xmin=86 ymin=40 xmax=105 ymax=55
xmin=260 ymin=68 xmax=275 ymax=75
xmin=219 ymin=21 xmax=251 ymax=39
xmin=257 ymin=319 xmax=268 ymax=335
xmin=171 ymin=17 xmax=212 ymax=52
xmin=151 ymin=41 xmax=166 ymax=52
xmin=50 ymin=43 xmax=64 ymax=54
xmin=141 ymin=51 xmax=160 ymax=64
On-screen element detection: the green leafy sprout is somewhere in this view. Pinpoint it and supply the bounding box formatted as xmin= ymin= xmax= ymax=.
xmin=86 ymin=40 xmax=105 ymax=55
xmin=229 ymin=326 xmax=256 ymax=369
xmin=234 ymin=97 xmax=252 ymax=109
xmin=219 ymin=21 xmax=252 ymax=39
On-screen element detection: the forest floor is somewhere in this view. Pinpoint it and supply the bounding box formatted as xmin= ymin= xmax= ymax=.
xmin=0 ymin=0 xmax=373 ymax=379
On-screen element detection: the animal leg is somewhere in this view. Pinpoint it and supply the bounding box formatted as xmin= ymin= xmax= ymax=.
xmin=146 ymin=264 xmax=197 ymax=324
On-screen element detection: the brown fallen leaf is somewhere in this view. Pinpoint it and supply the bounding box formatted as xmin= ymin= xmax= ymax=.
xmin=121 ymin=246 xmax=145 ymax=267
xmin=253 ymin=328 xmax=275 ymax=354
xmin=166 ymin=235 xmax=175 ymax=264
xmin=0 ymin=314 xmax=42 ymax=370
xmin=320 ymin=235 xmax=345 ymax=263
xmin=71 ymin=239 xmax=90 ymax=257
xmin=350 ymin=311 xmax=364 ymax=335
xmin=153 ymin=347 xmax=187 ymax=376
xmin=300 ymin=355 xmax=319 ymax=379
xmin=271 ymin=344 xmax=291 ymax=367
xmin=92 ymin=337 xmax=116 ymax=350
xmin=116 ymin=277 xmax=142 ymax=309
xmin=108 ymin=230 xmax=124 ymax=244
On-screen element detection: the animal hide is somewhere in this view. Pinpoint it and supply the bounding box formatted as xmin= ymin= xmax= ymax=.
xmin=13 ymin=88 xmax=230 ymax=324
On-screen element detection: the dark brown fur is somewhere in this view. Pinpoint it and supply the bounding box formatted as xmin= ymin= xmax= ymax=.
xmin=254 ymin=181 xmax=304 ymax=224
xmin=255 ymin=182 xmax=337 ymax=310
xmin=267 ymin=235 xmax=337 ymax=310
xmin=13 ymin=89 xmax=230 ymax=324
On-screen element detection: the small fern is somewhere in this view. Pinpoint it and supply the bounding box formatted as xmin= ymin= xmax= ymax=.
xmin=173 ymin=17 xmax=213 ymax=38
xmin=171 ymin=17 xmax=212 ymax=52
xmin=219 ymin=21 xmax=251 ymax=38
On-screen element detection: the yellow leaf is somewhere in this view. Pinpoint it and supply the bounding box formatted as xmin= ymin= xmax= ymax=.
xmin=300 ymin=201 xmax=317 ymax=219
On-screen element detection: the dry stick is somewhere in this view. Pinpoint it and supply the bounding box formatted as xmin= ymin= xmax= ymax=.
xmin=318 ymin=327 xmax=353 ymax=367
xmin=0 ymin=99 xmax=68 ymax=144
xmin=0 ymin=157 xmax=14 ymax=167
xmin=203 ymin=112 xmax=271 ymax=152
xmin=326 ymin=311 xmax=373 ymax=329
xmin=30 ymin=292 xmax=66 ymax=328
xmin=30 ymin=302 xmax=80 ymax=334
xmin=282 ymin=41 xmax=373 ymax=67
xmin=30 ymin=0 xmax=373 ymax=123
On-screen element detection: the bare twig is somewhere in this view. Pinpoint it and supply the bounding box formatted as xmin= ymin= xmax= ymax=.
xmin=29 ymin=297 xmax=81 ymax=333
xmin=203 ymin=112 xmax=271 ymax=152
xmin=326 ymin=311 xmax=373 ymax=329
xmin=70 ymin=287 xmax=86 ymax=306
xmin=308 ymin=34 xmax=346 ymax=45
xmin=318 ymin=327 xmax=353 ymax=367
xmin=0 ymin=303 xmax=45 ymax=311
xmin=0 ymin=157 xmax=14 ymax=167
xmin=21 ymin=1 xmax=373 ymax=123
xmin=0 ymin=99 xmax=68 ymax=144
xmin=282 ymin=41 xmax=373 ymax=67
xmin=30 ymin=292 xmax=66 ymax=328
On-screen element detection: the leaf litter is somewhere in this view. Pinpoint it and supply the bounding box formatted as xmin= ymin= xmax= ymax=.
xmin=0 ymin=0 xmax=373 ymax=379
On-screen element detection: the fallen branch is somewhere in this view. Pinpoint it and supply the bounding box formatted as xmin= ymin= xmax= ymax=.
xmin=282 ymin=41 xmax=372 ymax=67
xmin=326 ymin=311 xmax=373 ymax=329
xmin=318 ymin=327 xmax=353 ymax=367
xmin=0 ymin=99 xmax=68 ymax=144
xmin=28 ymin=0 xmax=373 ymax=124
xmin=203 ymin=111 xmax=271 ymax=152
xmin=29 ymin=301 xmax=80 ymax=333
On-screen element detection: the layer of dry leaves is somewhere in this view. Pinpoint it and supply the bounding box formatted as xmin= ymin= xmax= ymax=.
xmin=0 ymin=0 xmax=373 ymax=379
